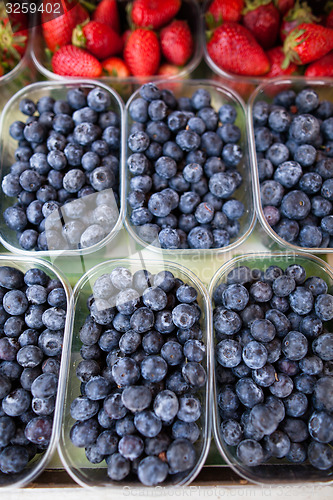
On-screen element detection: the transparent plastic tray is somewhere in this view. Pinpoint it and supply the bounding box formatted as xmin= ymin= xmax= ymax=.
xmin=30 ymin=0 xmax=202 ymax=99
xmin=58 ymin=258 xmax=212 ymax=488
xmin=202 ymin=0 xmax=267 ymax=99
xmin=0 ymin=254 xmax=71 ymax=488
xmin=209 ymin=252 xmax=333 ymax=485
xmin=248 ymin=77 xmax=333 ymax=254
xmin=125 ymin=79 xmax=256 ymax=255
xmin=0 ymin=79 xmax=125 ymax=257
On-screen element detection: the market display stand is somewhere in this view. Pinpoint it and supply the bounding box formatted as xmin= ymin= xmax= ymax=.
xmin=0 ymin=34 xmax=333 ymax=497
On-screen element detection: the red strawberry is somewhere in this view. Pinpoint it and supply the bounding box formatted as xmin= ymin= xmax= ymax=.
xmin=207 ymin=22 xmax=270 ymax=76
xmin=265 ymin=46 xmax=298 ymax=77
xmin=160 ymin=20 xmax=193 ymax=66
xmin=123 ymin=29 xmax=132 ymax=47
xmin=305 ymin=51 xmax=333 ymax=77
xmin=72 ymin=20 xmax=123 ymax=60
xmin=283 ymin=23 xmax=333 ymax=66
xmin=124 ymin=28 xmax=160 ymax=76
xmin=93 ymin=0 xmax=120 ymax=33
xmin=280 ymin=1 xmax=317 ymax=42
xmin=102 ymin=57 xmax=131 ymax=77
xmin=274 ymin=0 xmax=294 ymax=15
xmin=52 ymin=44 xmax=102 ymax=77
xmin=242 ymin=0 xmax=280 ymax=50
xmin=206 ymin=0 xmax=244 ymax=25
xmin=42 ymin=0 xmax=89 ymax=52
xmin=131 ymin=0 xmax=181 ymax=30
xmin=158 ymin=63 xmax=180 ymax=77
xmin=0 ymin=17 xmax=27 ymax=63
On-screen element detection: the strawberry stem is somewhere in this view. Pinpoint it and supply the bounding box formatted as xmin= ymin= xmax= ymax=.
xmin=242 ymin=0 xmax=271 ymax=15
xmin=284 ymin=0 xmax=319 ymax=23
xmin=78 ymin=0 xmax=96 ymax=12
xmin=283 ymin=27 xmax=306 ymax=65
xmin=72 ymin=22 xmax=88 ymax=49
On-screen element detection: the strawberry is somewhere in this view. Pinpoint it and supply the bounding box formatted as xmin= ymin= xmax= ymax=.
xmin=42 ymin=0 xmax=89 ymax=52
xmin=206 ymin=0 xmax=244 ymax=26
xmin=72 ymin=20 xmax=123 ymax=60
xmin=305 ymin=51 xmax=333 ymax=77
xmin=283 ymin=23 xmax=333 ymax=66
xmin=52 ymin=44 xmax=102 ymax=77
xmin=265 ymin=46 xmax=298 ymax=77
xmin=131 ymin=0 xmax=181 ymax=30
xmin=93 ymin=0 xmax=120 ymax=33
xmin=280 ymin=1 xmax=317 ymax=42
xmin=274 ymin=0 xmax=294 ymax=15
xmin=242 ymin=0 xmax=280 ymax=50
xmin=0 ymin=16 xmax=27 ymax=65
xmin=102 ymin=57 xmax=131 ymax=77
xmin=158 ymin=63 xmax=180 ymax=77
xmin=160 ymin=20 xmax=193 ymax=66
xmin=123 ymin=29 xmax=132 ymax=47
xmin=124 ymin=28 xmax=160 ymax=76
xmin=206 ymin=22 xmax=270 ymax=76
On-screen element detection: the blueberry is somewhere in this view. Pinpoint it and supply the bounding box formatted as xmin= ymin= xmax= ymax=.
xmin=308 ymin=441 xmax=333 ymax=470
xmin=237 ymin=439 xmax=264 ymax=467
xmin=134 ymin=410 xmax=162 ymax=438
xmin=107 ymin=452 xmax=130 ymax=480
xmin=137 ymin=456 xmax=168 ymax=486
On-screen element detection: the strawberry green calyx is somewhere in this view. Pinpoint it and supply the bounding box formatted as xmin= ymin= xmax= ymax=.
xmin=283 ymin=0 xmax=318 ymax=23
xmin=0 ymin=21 xmax=26 ymax=61
xmin=282 ymin=27 xmax=306 ymax=68
xmin=242 ymin=0 xmax=271 ymax=15
xmin=78 ymin=0 xmax=96 ymax=12
xmin=205 ymin=11 xmax=223 ymax=30
xmin=325 ymin=1 xmax=333 ymax=14
xmin=126 ymin=2 xmax=136 ymax=31
xmin=72 ymin=20 xmax=89 ymax=49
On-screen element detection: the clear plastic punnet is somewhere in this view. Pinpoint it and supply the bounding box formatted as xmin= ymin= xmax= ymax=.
xmin=58 ymin=257 xmax=212 ymax=488
xmin=0 ymin=254 xmax=71 ymax=488
xmin=0 ymin=79 xmax=125 ymax=256
xmin=125 ymin=79 xmax=256 ymax=255
xmin=248 ymin=77 xmax=333 ymax=254
xmin=209 ymin=252 xmax=333 ymax=485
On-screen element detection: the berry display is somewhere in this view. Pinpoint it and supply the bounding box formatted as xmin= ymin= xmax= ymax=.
xmin=3 ymin=85 xmax=120 ymax=251
xmin=70 ymin=266 xmax=207 ymax=485
xmin=0 ymin=264 xmax=67 ymax=475
xmin=40 ymin=0 xmax=196 ymax=78
xmin=0 ymin=5 xmax=28 ymax=77
xmin=127 ymin=83 xmax=246 ymax=249
xmin=214 ymin=261 xmax=333 ymax=471
xmin=205 ymin=0 xmax=333 ymax=79
xmin=254 ymin=86 xmax=333 ymax=249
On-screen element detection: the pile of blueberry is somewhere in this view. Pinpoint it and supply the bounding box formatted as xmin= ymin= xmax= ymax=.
xmin=0 ymin=265 xmax=67 ymax=475
xmin=254 ymin=87 xmax=333 ymax=248
xmin=3 ymin=86 xmax=120 ymax=251
xmin=214 ymin=263 xmax=333 ymax=471
xmin=127 ymin=83 xmax=245 ymax=249
xmin=70 ymin=267 xmax=207 ymax=486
